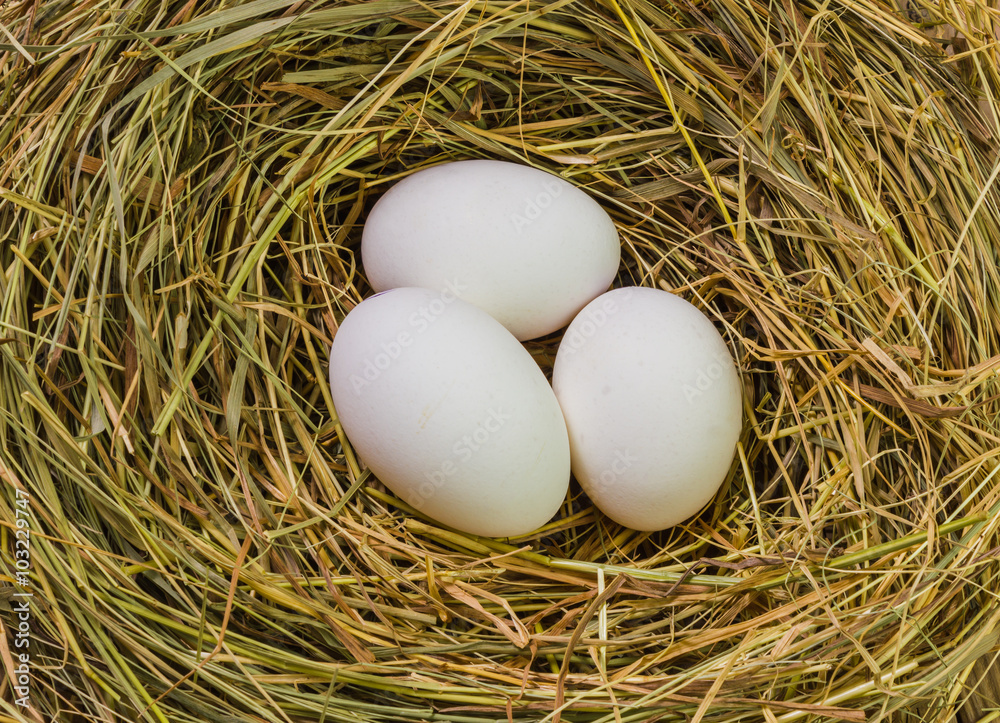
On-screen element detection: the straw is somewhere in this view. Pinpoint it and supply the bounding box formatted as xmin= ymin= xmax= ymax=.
xmin=1 ymin=0 xmax=999 ymax=720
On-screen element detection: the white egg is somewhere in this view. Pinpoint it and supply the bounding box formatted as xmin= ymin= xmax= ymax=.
xmin=328 ymin=287 xmax=571 ymax=537
xmin=361 ymin=159 xmax=620 ymax=341
xmin=552 ymin=287 xmax=742 ymax=531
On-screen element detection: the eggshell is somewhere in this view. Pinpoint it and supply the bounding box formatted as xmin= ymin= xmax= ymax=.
xmin=361 ymin=159 xmax=620 ymax=341
xmin=552 ymin=287 xmax=742 ymax=531
xmin=328 ymin=287 xmax=571 ymax=537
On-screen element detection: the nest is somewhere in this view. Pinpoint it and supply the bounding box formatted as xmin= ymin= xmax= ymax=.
xmin=2 ymin=0 xmax=1000 ymax=721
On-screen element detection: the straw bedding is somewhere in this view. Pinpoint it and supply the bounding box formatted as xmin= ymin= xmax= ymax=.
xmin=1 ymin=0 xmax=1000 ymax=721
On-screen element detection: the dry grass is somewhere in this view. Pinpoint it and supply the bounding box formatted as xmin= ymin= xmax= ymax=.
xmin=2 ymin=0 xmax=1000 ymax=721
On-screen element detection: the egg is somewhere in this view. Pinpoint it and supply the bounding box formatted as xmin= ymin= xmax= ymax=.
xmin=551 ymin=287 xmax=742 ymax=531
xmin=361 ymin=159 xmax=620 ymax=341
xmin=328 ymin=287 xmax=571 ymax=537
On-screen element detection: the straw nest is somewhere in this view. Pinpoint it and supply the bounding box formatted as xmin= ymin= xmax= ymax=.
xmin=2 ymin=0 xmax=1000 ymax=721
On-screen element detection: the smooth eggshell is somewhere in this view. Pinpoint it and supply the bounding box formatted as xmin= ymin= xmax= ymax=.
xmin=329 ymin=287 xmax=571 ymax=537
xmin=552 ymin=287 xmax=742 ymax=531
xmin=361 ymin=159 xmax=620 ymax=341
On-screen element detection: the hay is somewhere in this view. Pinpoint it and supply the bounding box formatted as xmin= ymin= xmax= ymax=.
xmin=2 ymin=0 xmax=1000 ymax=721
